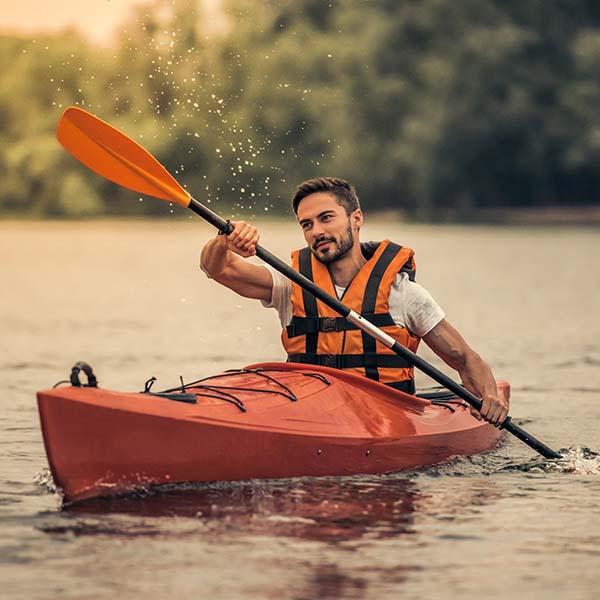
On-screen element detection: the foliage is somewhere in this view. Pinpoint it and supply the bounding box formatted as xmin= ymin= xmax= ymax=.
xmin=1 ymin=0 xmax=599 ymax=219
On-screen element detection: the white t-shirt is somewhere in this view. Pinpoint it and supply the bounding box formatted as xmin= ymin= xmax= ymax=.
xmin=261 ymin=266 xmax=445 ymax=338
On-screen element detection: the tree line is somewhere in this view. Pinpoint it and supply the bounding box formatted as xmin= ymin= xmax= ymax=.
xmin=1 ymin=0 xmax=600 ymax=220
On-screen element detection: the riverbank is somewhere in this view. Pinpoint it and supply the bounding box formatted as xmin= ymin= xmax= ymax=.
xmin=2 ymin=204 xmax=600 ymax=227
xmin=370 ymin=204 xmax=600 ymax=226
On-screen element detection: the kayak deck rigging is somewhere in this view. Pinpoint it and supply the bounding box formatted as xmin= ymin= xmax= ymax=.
xmin=144 ymin=368 xmax=468 ymax=414
xmin=141 ymin=368 xmax=333 ymax=411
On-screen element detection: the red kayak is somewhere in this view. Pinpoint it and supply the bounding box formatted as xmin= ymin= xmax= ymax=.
xmin=37 ymin=362 xmax=508 ymax=504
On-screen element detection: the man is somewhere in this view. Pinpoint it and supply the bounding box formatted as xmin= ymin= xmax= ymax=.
xmin=200 ymin=177 xmax=509 ymax=426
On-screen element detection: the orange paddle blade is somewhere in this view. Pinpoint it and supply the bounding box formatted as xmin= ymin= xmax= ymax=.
xmin=56 ymin=106 xmax=191 ymax=207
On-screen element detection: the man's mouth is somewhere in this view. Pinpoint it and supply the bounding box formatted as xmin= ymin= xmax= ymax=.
xmin=315 ymin=239 xmax=334 ymax=251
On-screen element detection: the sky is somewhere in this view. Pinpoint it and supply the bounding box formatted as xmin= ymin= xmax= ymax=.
xmin=0 ymin=0 xmax=157 ymax=46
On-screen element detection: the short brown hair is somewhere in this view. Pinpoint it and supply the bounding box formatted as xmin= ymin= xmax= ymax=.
xmin=291 ymin=177 xmax=360 ymax=215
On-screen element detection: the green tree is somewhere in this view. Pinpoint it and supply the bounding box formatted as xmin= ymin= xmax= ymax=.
xmin=1 ymin=0 xmax=600 ymax=219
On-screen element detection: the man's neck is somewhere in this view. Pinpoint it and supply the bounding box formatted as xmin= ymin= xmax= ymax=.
xmin=327 ymin=243 xmax=367 ymax=288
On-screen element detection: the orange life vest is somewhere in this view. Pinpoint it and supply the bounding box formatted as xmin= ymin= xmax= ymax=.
xmin=282 ymin=239 xmax=420 ymax=394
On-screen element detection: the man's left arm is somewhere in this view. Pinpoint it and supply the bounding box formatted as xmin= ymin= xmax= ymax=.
xmin=422 ymin=319 xmax=509 ymax=427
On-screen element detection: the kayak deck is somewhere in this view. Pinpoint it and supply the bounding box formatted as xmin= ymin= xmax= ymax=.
xmin=37 ymin=362 xmax=507 ymax=503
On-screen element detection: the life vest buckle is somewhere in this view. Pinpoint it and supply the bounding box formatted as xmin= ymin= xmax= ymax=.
xmin=321 ymin=317 xmax=338 ymax=332
xmin=321 ymin=354 xmax=340 ymax=368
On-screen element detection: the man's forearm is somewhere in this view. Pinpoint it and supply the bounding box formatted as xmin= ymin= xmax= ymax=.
xmin=199 ymin=226 xmax=273 ymax=301
xmin=457 ymin=351 xmax=498 ymax=399
xmin=423 ymin=319 xmax=509 ymax=425
xmin=200 ymin=235 xmax=234 ymax=281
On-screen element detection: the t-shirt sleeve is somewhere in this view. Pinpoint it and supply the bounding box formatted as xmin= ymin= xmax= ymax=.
xmin=389 ymin=272 xmax=445 ymax=337
xmin=260 ymin=265 xmax=293 ymax=327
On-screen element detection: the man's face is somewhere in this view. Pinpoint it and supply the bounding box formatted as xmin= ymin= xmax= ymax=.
xmin=296 ymin=192 xmax=362 ymax=265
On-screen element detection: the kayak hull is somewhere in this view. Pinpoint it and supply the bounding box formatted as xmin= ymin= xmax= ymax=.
xmin=37 ymin=362 xmax=507 ymax=503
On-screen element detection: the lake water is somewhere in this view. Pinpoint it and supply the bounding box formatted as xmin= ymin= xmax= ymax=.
xmin=1 ymin=219 xmax=599 ymax=599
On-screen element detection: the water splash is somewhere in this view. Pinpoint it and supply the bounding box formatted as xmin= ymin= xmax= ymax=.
xmin=554 ymin=446 xmax=600 ymax=474
xmin=500 ymin=446 xmax=600 ymax=475
xmin=33 ymin=467 xmax=60 ymax=495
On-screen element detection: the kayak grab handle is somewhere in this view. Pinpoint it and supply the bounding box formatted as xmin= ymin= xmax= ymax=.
xmin=70 ymin=361 xmax=98 ymax=388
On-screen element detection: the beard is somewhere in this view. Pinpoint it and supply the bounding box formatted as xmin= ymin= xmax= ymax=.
xmin=311 ymin=221 xmax=355 ymax=265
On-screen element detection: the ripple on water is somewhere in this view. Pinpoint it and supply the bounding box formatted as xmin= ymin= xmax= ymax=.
xmin=31 ymin=474 xmax=421 ymax=544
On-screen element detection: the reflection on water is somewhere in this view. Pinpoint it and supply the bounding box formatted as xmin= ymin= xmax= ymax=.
xmin=31 ymin=472 xmax=508 ymax=600
xmin=41 ymin=476 xmax=420 ymax=544
xmin=301 ymin=563 xmax=370 ymax=600
xmin=29 ymin=468 xmax=518 ymax=600
xmin=34 ymin=466 xmax=512 ymax=544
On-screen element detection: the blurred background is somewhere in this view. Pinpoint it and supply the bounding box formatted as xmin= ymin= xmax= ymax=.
xmin=2 ymin=8 xmax=600 ymax=599
xmin=2 ymin=0 xmax=600 ymax=222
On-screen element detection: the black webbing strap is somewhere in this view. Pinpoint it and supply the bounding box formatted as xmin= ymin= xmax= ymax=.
xmin=287 ymin=353 xmax=412 ymax=370
xmin=361 ymin=242 xmax=404 ymax=381
xmin=298 ymin=248 xmax=318 ymax=355
xmin=286 ymin=313 xmax=396 ymax=338
xmin=387 ymin=379 xmax=415 ymax=395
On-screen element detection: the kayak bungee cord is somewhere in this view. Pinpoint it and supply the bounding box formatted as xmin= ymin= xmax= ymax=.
xmin=54 ymin=106 xmax=563 ymax=460
xmin=153 ymin=368 xmax=330 ymax=408
xmin=53 ymin=362 xmax=467 ymax=416
xmin=159 ymin=367 xmax=330 ymax=397
xmin=427 ymin=399 xmax=468 ymax=413
xmin=54 ymin=364 xmax=328 ymax=412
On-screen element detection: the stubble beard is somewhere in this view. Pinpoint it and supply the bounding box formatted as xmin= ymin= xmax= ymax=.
xmin=312 ymin=222 xmax=355 ymax=265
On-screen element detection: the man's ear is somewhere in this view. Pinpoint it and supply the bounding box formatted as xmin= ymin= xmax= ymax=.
xmin=352 ymin=209 xmax=364 ymax=229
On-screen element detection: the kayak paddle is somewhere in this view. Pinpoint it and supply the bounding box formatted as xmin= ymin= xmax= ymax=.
xmin=55 ymin=106 xmax=562 ymax=460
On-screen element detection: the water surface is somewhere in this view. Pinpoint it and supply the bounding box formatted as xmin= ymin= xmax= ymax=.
xmin=1 ymin=220 xmax=599 ymax=599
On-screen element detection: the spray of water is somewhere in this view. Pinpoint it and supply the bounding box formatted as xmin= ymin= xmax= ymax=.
xmin=44 ymin=0 xmax=343 ymax=218
xmin=497 ymin=445 xmax=600 ymax=475
xmin=33 ymin=466 xmax=61 ymax=496
xmin=553 ymin=446 xmax=600 ymax=474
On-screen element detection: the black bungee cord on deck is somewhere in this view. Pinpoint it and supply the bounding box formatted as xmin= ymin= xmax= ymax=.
xmin=53 ymin=362 xmax=472 ymax=416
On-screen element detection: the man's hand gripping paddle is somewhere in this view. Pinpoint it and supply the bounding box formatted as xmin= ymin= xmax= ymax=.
xmin=56 ymin=106 xmax=562 ymax=460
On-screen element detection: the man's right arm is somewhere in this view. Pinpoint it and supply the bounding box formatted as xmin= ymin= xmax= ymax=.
xmin=200 ymin=221 xmax=273 ymax=302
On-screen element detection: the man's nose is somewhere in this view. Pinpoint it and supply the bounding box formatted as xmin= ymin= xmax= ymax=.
xmin=311 ymin=221 xmax=325 ymax=237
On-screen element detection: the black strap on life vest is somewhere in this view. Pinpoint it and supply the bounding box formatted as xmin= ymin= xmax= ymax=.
xmin=286 ymin=313 xmax=396 ymax=337
xmin=285 ymin=353 xmax=415 ymax=395
xmin=387 ymin=379 xmax=416 ymax=394
xmin=360 ymin=241 xmax=404 ymax=381
xmin=299 ymin=248 xmax=319 ymax=355
xmin=287 ymin=353 xmax=412 ymax=370
xmin=289 ymin=243 xmax=414 ymax=389
xmin=361 ymin=241 xmax=416 ymax=282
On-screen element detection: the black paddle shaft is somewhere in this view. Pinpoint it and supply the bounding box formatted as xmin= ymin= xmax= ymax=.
xmin=190 ymin=197 xmax=562 ymax=460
